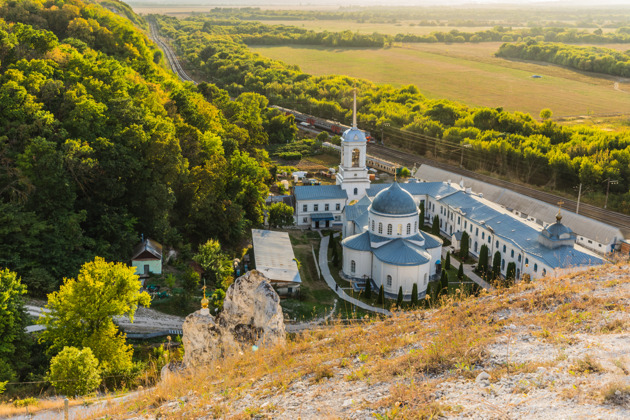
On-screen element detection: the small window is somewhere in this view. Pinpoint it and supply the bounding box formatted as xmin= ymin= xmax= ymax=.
xmin=372 ymin=220 xmax=375 ymax=231
xmin=487 ymin=236 xmax=491 ymax=244
xmin=534 ymin=263 xmax=538 ymax=272
xmin=542 ymin=268 xmax=546 ymax=276
xmin=525 ymin=257 xmax=529 ymax=265
xmin=351 ymin=260 xmax=356 ymax=273
xmin=303 ymin=217 xmax=308 ymax=222
xmin=464 ymin=221 xmax=467 ymax=229
xmin=397 ymin=224 xmax=402 ymax=235
xmin=588 ymin=240 xmax=592 ymax=244
xmin=458 ymin=216 xmax=461 ymax=224
xmin=501 ymin=259 xmax=505 ymax=270
xmin=475 ymin=227 xmax=479 ymax=236
xmin=482 ymin=232 xmax=485 ymax=240
xmin=336 ymin=203 xmax=340 ymax=211
xmin=334 ymin=215 xmax=340 ymax=221
xmin=386 ymin=275 xmax=392 ymax=286
xmin=496 ymin=240 xmax=499 ymax=248
xmin=406 ymin=223 xmax=411 ymax=235
xmin=503 ymin=245 xmax=506 ymax=253
xmin=303 ymin=204 xmax=307 ymax=212
xmin=354 ymin=188 xmax=358 ymax=195
xmin=518 ymin=254 xmax=521 ymax=262
xmin=379 ymin=223 xmax=383 ymax=234
xmin=325 ymin=203 xmax=329 ymax=211
xmin=314 ymin=204 xmax=319 ymax=211
xmin=387 ymin=224 xmax=393 ymax=235
xmin=511 ymin=250 xmax=514 ymax=258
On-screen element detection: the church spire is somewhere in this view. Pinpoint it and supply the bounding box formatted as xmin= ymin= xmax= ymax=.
xmin=352 ymin=88 xmax=357 ymax=129
xmin=556 ymin=201 xmax=564 ymax=223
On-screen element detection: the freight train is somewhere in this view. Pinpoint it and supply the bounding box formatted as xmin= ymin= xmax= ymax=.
xmin=322 ymin=142 xmax=399 ymax=175
xmin=272 ymin=105 xmax=374 ymax=143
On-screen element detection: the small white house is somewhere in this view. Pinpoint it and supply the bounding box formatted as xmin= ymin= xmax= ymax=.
xmin=131 ymin=238 xmax=163 ymax=277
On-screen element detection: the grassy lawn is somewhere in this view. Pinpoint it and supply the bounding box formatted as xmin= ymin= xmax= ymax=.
xmin=250 ymin=43 xmax=630 ymax=117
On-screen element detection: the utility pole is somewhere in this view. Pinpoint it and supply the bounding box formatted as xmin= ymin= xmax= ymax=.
xmin=604 ymin=178 xmax=618 ymax=209
xmin=575 ymin=183 xmax=582 ymax=215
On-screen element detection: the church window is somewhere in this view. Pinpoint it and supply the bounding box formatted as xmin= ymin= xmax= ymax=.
xmin=397 ymin=224 xmax=402 ymax=235
xmin=303 ymin=204 xmax=307 ymax=212
xmin=525 ymin=257 xmax=529 ymax=265
xmin=496 ymin=240 xmax=499 ymax=248
xmin=534 ymin=263 xmax=538 ymax=272
xmin=387 ymin=224 xmax=392 ymax=235
xmin=325 ymin=204 xmax=329 ymax=211
xmin=336 ymin=203 xmax=341 ymax=211
xmin=303 ymin=217 xmax=308 ymax=223
xmin=458 ymin=216 xmax=461 ymax=224
xmin=510 ymin=250 xmax=514 ymax=258
xmin=372 ymin=220 xmax=375 ymax=231
xmin=378 ymin=222 xmax=383 ymax=234
xmin=314 ymin=204 xmax=319 ymax=211
xmin=354 ymin=188 xmax=358 ymax=196
xmin=501 ymin=259 xmax=505 ymax=270
xmin=542 ymin=269 xmax=546 ymax=276
xmin=475 ymin=227 xmax=478 ymax=236
xmin=352 ymin=148 xmax=360 ymax=167
xmin=518 ymin=254 xmax=522 ymax=262
xmin=502 ymin=245 xmax=506 ymax=253
xmin=406 ymin=223 xmax=411 ymax=235
xmin=351 ymin=260 xmax=356 ymax=273
xmin=464 ymin=221 xmax=467 ymax=229
xmin=482 ymin=232 xmax=485 ymax=240
xmin=386 ymin=275 xmax=392 ymax=287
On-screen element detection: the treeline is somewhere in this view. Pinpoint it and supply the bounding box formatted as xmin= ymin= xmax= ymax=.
xmin=162 ymin=15 xmax=630 ymax=48
xmin=0 ymin=0 xmax=291 ymax=297
xmin=200 ymin=6 xmax=630 ymax=29
xmin=155 ymin=14 xmax=630 ymax=214
xmin=497 ymin=41 xmax=630 ymax=77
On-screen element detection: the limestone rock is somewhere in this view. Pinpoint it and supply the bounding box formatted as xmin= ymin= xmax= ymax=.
xmin=181 ymin=270 xmax=285 ymax=368
xmin=218 ymin=270 xmax=286 ymax=348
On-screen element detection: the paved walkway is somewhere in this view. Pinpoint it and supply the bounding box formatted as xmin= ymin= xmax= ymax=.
xmin=441 ymin=248 xmax=493 ymax=291
xmin=319 ymin=235 xmax=392 ymax=316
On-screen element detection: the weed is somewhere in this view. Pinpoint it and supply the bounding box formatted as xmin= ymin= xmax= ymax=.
xmin=571 ymin=355 xmax=605 ymax=375
xmin=601 ymin=382 xmax=630 ymax=406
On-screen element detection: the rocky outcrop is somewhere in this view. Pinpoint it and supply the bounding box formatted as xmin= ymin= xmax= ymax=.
xmin=182 ymin=270 xmax=285 ymax=367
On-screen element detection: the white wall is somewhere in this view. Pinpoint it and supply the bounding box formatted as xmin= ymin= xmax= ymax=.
xmin=372 ymin=260 xmax=430 ymax=296
xmin=342 ymin=248 xmax=373 ymax=279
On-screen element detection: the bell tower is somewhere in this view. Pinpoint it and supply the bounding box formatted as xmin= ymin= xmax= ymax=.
xmin=336 ymin=89 xmax=370 ymax=201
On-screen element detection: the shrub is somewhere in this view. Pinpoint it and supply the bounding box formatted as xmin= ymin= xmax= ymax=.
xmin=457 ymin=263 xmax=464 ymax=281
xmin=364 ymin=278 xmax=372 ymax=299
xmin=397 ymin=286 xmax=403 ymax=307
xmin=445 ymin=252 xmax=451 ymax=270
xmin=411 ymin=283 xmax=418 ymax=307
xmin=48 ymin=347 xmax=101 ymax=396
xmin=377 ymin=285 xmax=385 ymax=305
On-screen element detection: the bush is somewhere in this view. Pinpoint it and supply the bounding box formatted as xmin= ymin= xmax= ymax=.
xmin=377 ymin=285 xmax=385 ymax=305
xmin=411 ymin=283 xmax=418 ymax=307
xmin=48 ymin=347 xmax=101 ymax=396
xmin=364 ymin=278 xmax=372 ymax=299
xmin=396 ymin=286 xmax=403 ymax=307
xmin=278 ymin=151 xmax=302 ymax=160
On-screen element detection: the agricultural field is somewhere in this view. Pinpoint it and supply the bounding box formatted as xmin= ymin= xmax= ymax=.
xmin=251 ymin=42 xmax=630 ymax=117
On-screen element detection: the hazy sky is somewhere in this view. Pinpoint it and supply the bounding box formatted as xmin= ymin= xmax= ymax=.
xmin=127 ymin=0 xmax=628 ymax=6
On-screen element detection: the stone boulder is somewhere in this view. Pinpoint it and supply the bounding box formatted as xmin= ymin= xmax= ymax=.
xmin=182 ymin=270 xmax=285 ymax=368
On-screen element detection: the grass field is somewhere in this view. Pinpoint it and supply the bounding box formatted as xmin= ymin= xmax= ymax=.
xmin=251 ymin=42 xmax=630 ymax=117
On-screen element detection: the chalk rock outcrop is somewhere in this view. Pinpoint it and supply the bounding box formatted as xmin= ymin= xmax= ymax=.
xmin=182 ymin=270 xmax=285 ymax=367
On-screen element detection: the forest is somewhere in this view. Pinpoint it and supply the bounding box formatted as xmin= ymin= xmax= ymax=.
xmin=497 ymin=41 xmax=630 ymax=78
xmin=155 ymin=14 xmax=630 ymax=215
xmin=0 ymin=0 xmax=299 ymax=393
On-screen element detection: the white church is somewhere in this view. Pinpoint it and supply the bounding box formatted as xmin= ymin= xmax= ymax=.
xmin=292 ymin=92 xmax=603 ymax=301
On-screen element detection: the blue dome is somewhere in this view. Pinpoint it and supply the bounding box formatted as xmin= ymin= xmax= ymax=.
xmin=544 ymin=222 xmax=573 ymax=239
xmin=342 ymin=127 xmax=367 ymax=142
xmin=370 ymin=183 xmax=418 ymax=215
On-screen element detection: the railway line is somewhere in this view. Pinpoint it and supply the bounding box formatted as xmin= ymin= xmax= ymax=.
xmin=368 ymin=144 xmax=630 ymax=236
xmin=148 ymin=19 xmax=196 ymax=84
xmin=147 ymin=19 xmax=630 ymax=237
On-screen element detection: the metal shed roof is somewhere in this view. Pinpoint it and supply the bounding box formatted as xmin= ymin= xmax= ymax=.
xmin=252 ymin=229 xmax=301 ymax=284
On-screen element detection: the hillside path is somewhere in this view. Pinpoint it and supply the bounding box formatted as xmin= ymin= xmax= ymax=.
xmin=318 ymin=235 xmax=392 ymax=316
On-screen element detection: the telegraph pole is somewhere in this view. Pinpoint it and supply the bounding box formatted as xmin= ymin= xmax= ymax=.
xmin=604 ymin=178 xmax=618 ymax=209
xmin=575 ymin=183 xmax=582 ymax=215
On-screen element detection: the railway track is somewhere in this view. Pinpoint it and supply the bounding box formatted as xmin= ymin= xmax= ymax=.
xmin=148 ymin=19 xmax=196 ymax=84
xmin=368 ymin=144 xmax=630 ymax=236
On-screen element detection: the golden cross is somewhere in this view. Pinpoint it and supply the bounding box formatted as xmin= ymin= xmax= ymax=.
xmin=557 ymin=201 xmax=564 ymax=210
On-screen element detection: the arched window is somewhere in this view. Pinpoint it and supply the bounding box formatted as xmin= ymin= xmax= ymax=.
xmin=510 ymin=250 xmax=514 ymax=258
xmin=542 ymin=268 xmax=547 ymax=276
xmin=387 ymin=224 xmax=392 ymax=235
xmin=495 ymin=240 xmax=499 ymax=248
xmin=397 ymin=224 xmax=402 ymax=235
xmin=534 ymin=263 xmax=538 ymax=272
xmin=518 ymin=254 xmax=522 ymax=262
xmin=406 ymin=223 xmax=411 ymax=235
xmin=351 ymin=260 xmax=356 ymax=273
xmin=353 ymin=188 xmax=358 ymax=196
xmin=502 ymin=245 xmax=506 ymax=253
xmin=386 ymin=275 xmax=392 ymax=287
xmin=352 ymin=148 xmax=360 ymax=167
xmin=525 ymin=257 xmax=529 ymax=265
xmin=378 ymin=222 xmax=383 ymax=234
xmin=372 ymin=220 xmax=375 ymax=231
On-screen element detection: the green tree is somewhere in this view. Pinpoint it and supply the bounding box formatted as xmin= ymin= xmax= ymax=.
xmin=492 ymin=251 xmax=502 ymax=280
xmin=440 ymin=270 xmax=449 ymax=296
xmin=377 ymin=285 xmax=385 ymax=305
xmin=396 ymin=286 xmax=403 ymax=308
xmin=38 ymin=258 xmax=151 ymax=372
xmin=431 ymin=215 xmax=440 ymax=236
xmin=457 ymin=262 xmax=465 ymax=281
xmin=182 ymin=267 xmax=201 ymax=298
xmin=540 ymin=108 xmax=553 ymax=120
xmin=419 ymin=201 xmax=425 ymax=228
xmin=459 ymin=231 xmax=470 ymax=260
xmin=398 ymin=167 xmax=411 ymax=178
xmin=193 ymin=239 xmax=234 ymax=290
xmin=411 ymin=283 xmax=418 ymax=307
xmin=477 ymin=244 xmax=489 ymax=274
xmin=315 ymin=131 xmax=329 ymax=142
xmin=364 ymin=278 xmax=372 ymax=299
xmin=445 ymin=252 xmax=451 ymax=270
xmin=0 ymin=268 xmax=29 ymax=387
xmin=506 ymin=262 xmax=516 ymax=286
xmin=47 ymin=347 xmax=101 ymax=397
xmin=268 ymin=202 xmax=295 ymax=228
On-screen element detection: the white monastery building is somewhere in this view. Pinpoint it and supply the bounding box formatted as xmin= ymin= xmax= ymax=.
xmin=292 ymin=92 xmax=605 ymax=298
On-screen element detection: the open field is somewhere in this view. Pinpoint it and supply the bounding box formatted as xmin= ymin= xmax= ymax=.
xmin=251 ymin=42 xmax=630 ymax=117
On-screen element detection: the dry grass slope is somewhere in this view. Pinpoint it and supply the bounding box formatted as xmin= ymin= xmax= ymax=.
xmin=82 ymin=262 xmax=630 ymax=418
